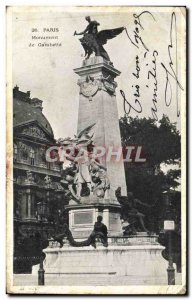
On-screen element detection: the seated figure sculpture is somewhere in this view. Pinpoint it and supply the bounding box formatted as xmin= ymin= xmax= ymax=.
xmin=91 ymin=215 xmax=108 ymax=247
xmin=115 ymin=187 xmax=153 ymax=235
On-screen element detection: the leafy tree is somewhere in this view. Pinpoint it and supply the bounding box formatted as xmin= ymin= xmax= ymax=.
xmin=119 ymin=114 xmax=180 ymax=167
xmin=119 ymin=115 xmax=181 ymax=233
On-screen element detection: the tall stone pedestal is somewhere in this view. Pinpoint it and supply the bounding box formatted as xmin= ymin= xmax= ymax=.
xmin=66 ymin=56 xmax=128 ymax=238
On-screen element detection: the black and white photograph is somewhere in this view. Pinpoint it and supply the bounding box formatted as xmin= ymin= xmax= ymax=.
xmin=6 ymin=6 xmax=187 ymax=295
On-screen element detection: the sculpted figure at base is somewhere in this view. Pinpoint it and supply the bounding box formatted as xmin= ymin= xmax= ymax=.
xmin=58 ymin=123 xmax=110 ymax=202
xmin=58 ymin=124 xmax=95 ymax=200
xmin=91 ymin=163 xmax=110 ymax=199
xmin=74 ymin=16 xmax=125 ymax=62
xmin=115 ymin=187 xmax=154 ymax=235
xmin=61 ymin=171 xmax=81 ymax=203
xmin=91 ymin=215 xmax=108 ymax=247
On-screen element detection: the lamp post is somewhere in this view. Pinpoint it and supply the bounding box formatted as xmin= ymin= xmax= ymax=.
xmin=38 ymin=254 xmax=45 ymax=286
xmin=163 ymin=190 xmax=175 ymax=285
xmin=37 ymin=200 xmax=48 ymax=286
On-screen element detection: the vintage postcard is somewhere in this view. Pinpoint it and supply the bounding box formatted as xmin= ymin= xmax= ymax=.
xmin=6 ymin=6 xmax=187 ymax=294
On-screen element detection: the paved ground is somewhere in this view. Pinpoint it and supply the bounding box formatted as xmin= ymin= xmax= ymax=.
xmin=13 ymin=273 xmax=182 ymax=286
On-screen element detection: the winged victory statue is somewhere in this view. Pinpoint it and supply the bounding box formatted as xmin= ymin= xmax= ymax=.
xmin=74 ymin=16 xmax=125 ymax=62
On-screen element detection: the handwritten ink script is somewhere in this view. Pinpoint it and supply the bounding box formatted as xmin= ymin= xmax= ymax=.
xmin=161 ymin=12 xmax=184 ymax=117
xmin=121 ymin=11 xmax=184 ymax=120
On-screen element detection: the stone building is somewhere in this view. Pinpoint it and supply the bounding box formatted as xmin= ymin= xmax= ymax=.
xmin=13 ymin=86 xmax=66 ymax=273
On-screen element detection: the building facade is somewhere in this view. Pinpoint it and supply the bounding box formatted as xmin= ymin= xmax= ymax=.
xmin=13 ymin=86 xmax=67 ymax=273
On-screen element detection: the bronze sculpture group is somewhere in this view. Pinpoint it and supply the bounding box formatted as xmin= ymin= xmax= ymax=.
xmin=74 ymin=16 xmax=125 ymax=62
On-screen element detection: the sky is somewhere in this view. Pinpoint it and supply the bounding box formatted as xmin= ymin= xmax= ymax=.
xmin=11 ymin=6 xmax=185 ymax=140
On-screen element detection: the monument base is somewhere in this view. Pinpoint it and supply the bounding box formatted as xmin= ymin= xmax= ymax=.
xmin=36 ymin=235 xmax=172 ymax=285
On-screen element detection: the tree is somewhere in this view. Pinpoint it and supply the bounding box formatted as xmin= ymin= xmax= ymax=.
xmin=120 ymin=114 xmax=180 ymax=167
xmin=119 ymin=115 xmax=181 ymax=233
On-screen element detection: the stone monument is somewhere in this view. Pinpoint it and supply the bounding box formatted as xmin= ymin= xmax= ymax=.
xmin=38 ymin=17 xmax=170 ymax=285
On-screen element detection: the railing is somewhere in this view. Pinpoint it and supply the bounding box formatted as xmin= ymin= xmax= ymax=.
xmin=14 ymin=161 xmax=61 ymax=177
xmin=14 ymin=158 xmax=61 ymax=172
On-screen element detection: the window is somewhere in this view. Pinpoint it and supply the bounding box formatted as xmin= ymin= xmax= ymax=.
xmin=13 ymin=144 xmax=18 ymax=162
xmin=29 ymin=147 xmax=35 ymax=165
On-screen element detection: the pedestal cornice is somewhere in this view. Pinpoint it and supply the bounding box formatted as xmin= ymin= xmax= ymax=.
xmin=65 ymin=202 xmax=121 ymax=211
xmin=74 ymin=56 xmax=121 ymax=78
